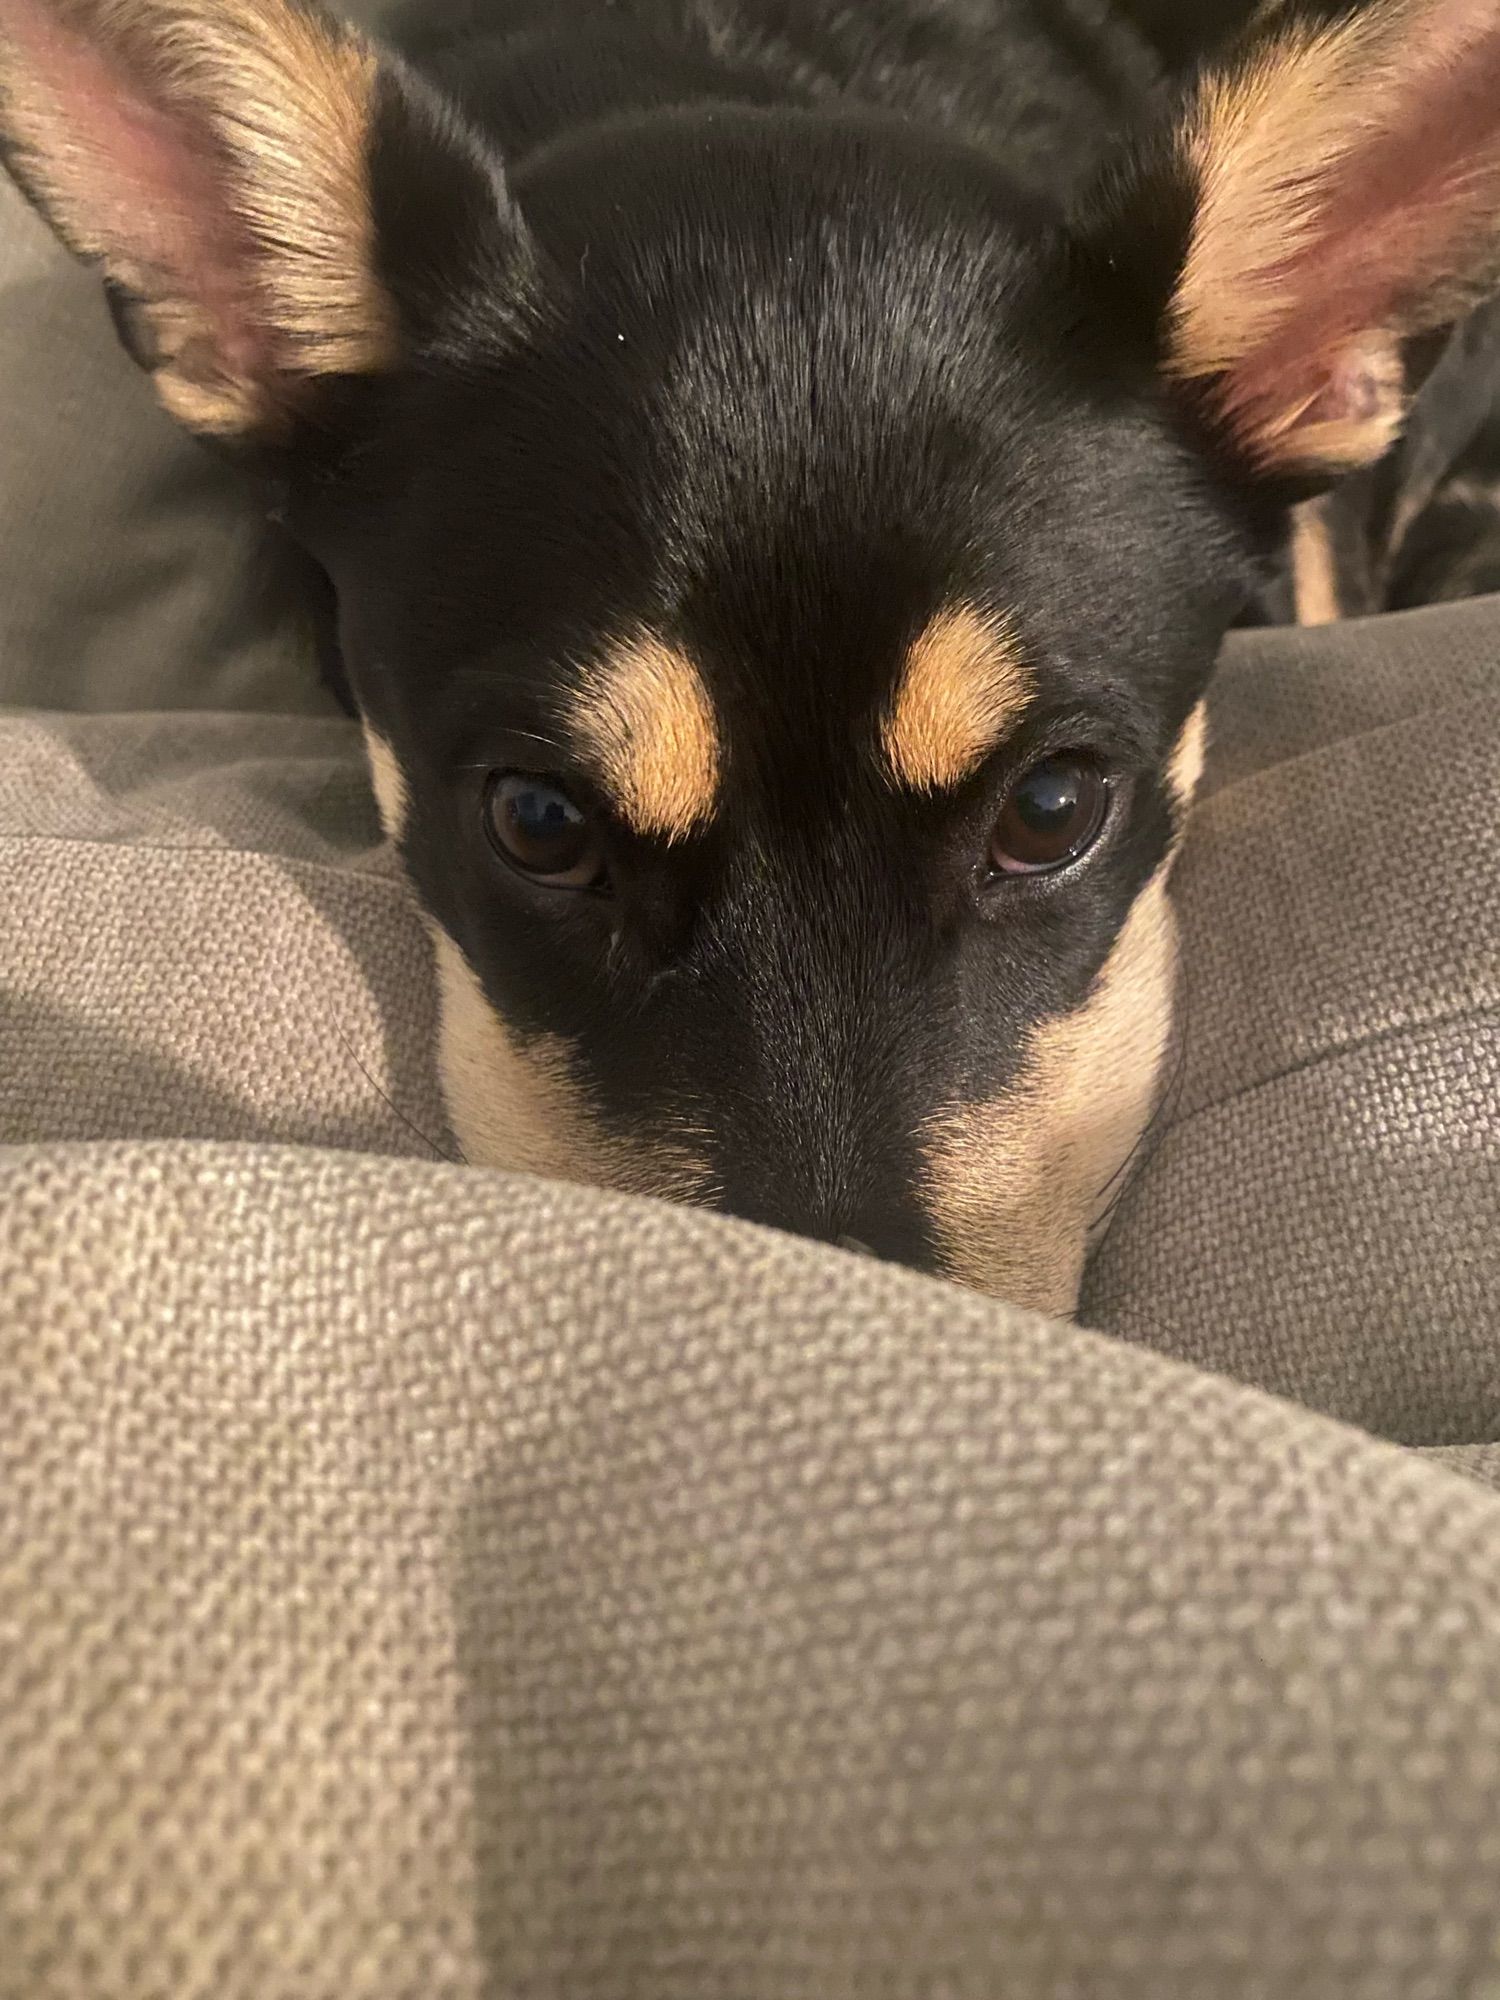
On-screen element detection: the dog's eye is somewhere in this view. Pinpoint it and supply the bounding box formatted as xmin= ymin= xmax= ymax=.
xmin=485 ymin=773 xmax=606 ymax=889
xmin=990 ymin=753 xmax=1109 ymax=876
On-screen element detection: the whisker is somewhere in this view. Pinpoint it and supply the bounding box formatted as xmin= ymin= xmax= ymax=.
xmin=333 ymin=1022 xmax=466 ymax=1165
xmin=452 ymin=729 xmax=569 ymax=771
xmin=1084 ymin=1291 xmax=1194 ymax=1366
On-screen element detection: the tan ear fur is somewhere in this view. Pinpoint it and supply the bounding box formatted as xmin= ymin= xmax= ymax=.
xmin=1169 ymin=0 xmax=1500 ymax=476
xmin=0 ymin=0 xmax=395 ymax=433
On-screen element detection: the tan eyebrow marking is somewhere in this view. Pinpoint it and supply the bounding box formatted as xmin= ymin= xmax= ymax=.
xmin=881 ymin=604 xmax=1033 ymax=793
xmin=567 ymin=635 xmax=721 ymax=842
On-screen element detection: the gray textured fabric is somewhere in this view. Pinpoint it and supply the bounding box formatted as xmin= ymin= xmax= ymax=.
xmin=0 ymin=708 xmax=446 ymax=1156
xmin=1423 ymin=1443 xmax=1500 ymax=1490
xmin=2 ymin=1140 xmax=1499 ymax=2000
xmin=3 ymin=602 xmax=1494 ymax=1445
xmin=1083 ymin=598 xmax=1500 ymax=1445
xmin=0 ymin=179 xmax=334 ymax=716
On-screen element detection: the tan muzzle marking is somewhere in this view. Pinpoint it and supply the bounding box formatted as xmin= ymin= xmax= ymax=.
xmin=430 ymin=927 xmax=713 ymax=1201
xmin=920 ymin=867 xmax=1180 ymax=1318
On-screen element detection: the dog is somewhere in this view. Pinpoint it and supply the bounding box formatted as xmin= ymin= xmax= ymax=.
xmin=3 ymin=0 xmax=1499 ymax=1314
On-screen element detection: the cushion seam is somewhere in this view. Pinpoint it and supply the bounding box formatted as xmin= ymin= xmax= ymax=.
xmin=0 ymin=829 xmax=397 ymax=884
xmin=1168 ymin=1000 xmax=1500 ymax=1136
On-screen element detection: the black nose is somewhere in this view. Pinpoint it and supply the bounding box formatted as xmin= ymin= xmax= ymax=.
xmin=714 ymin=1186 xmax=935 ymax=1277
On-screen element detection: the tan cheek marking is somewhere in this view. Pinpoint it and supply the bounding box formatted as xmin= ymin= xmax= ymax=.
xmin=881 ymin=604 xmax=1032 ymax=793
xmin=430 ymin=927 xmax=713 ymax=1201
xmin=920 ymin=869 xmax=1179 ymax=1319
xmin=360 ymin=723 xmax=409 ymax=843
xmin=1167 ymin=700 xmax=1210 ymax=818
xmin=1290 ymin=499 xmax=1343 ymax=626
xmin=568 ymin=635 xmax=720 ymax=843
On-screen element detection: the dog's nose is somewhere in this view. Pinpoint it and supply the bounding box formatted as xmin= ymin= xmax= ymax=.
xmin=712 ymin=1177 xmax=936 ymax=1278
xmin=733 ymin=1205 xmax=924 ymax=1269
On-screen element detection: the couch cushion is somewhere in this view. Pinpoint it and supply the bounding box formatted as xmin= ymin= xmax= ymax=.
xmin=1083 ymin=597 xmax=1500 ymax=1444
xmin=0 ymin=709 xmax=443 ymax=1156
xmin=1 ymin=1140 xmax=1498 ymax=2000
xmin=0 ymin=180 xmax=335 ymax=716
xmin=2 ymin=599 xmax=1495 ymax=1444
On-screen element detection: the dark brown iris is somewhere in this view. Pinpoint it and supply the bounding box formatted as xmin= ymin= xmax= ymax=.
xmin=990 ymin=753 xmax=1109 ymax=875
xmin=486 ymin=773 xmax=605 ymax=889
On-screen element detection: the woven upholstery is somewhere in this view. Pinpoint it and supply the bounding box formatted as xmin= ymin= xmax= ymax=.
xmin=2 ymin=55 xmax=1499 ymax=1992
xmin=3 ymin=611 xmax=1493 ymax=1442
xmin=1084 ymin=601 xmax=1500 ymax=1442
xmin=3 ymin=1142 xmax=1499 ymax=2000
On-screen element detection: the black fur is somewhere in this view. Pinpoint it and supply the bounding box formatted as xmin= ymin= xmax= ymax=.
xmin=267 ymin=0 xmax=1281 ymax=1261
xmin=259 ymin=0 xmax=1496 ymax=1264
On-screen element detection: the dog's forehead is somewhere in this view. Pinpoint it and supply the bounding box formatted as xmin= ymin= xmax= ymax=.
xmin=554 ymin=601 xmax=1037 ymax=842
xmin=368 ymin=136 xmax=1233 ymax=817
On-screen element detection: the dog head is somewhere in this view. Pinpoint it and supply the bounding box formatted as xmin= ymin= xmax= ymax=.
xmin=5 ymin=0 xmax=1499 ymax=1312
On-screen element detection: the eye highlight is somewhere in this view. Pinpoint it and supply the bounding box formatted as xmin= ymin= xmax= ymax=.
xmin=989 ymin=752 xmax=1110 ymax=877
xmin=484 ymin=773 xmax=607 ymax=890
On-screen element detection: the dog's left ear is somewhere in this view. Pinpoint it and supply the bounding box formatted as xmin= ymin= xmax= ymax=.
xmin=0 ymin=0 xmax=530 ymax=441
xmin=1093 ymin=0 xmax=1500 ymax=485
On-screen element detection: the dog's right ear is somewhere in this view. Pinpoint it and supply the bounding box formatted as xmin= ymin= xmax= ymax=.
xmin=0 ymin=0 xmax=533 ymax=441
xmin=1088 ymin=0 xmax=1500 ymax=490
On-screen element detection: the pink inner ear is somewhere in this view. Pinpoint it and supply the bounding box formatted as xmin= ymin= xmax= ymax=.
xmin=1289 ymin=329 xmax=1402 ymax=438
xmin=1314 ymin=341 xmax=1390 ymax=425
xmin=0 ymin=0 xmax=272 ymax=384
xmin=1226 ymin=0 xmax=1500 ymax=452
